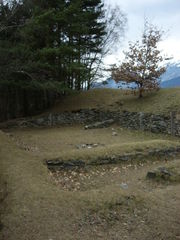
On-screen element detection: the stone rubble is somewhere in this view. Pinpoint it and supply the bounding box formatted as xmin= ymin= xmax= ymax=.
xmin=75 ymin=143 xmax=104 ymax=149
xmin=1 ymin=109 xmax=180 ymax=137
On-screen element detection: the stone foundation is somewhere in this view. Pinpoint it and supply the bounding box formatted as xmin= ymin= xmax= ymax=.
xmin=1 ymin=109 xmax=180 ymax=136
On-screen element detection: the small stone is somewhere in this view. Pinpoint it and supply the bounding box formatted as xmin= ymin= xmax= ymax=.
xmin=112 ymin=131 xmax=118 ymax=136
xmin=87 ymin=146 xmax=92 ymax=149
xmin=84 ymin=119 xmax=114 ymax=129
xmin=93 ymin=144 xmax=98 ymax=147
xmin=147 ymin=171 xmax=157 ymax=179
xmin=158 ymin=167 xmax=172 ymax=176
xmin=120 ymin=183 xmax=128 ymax=189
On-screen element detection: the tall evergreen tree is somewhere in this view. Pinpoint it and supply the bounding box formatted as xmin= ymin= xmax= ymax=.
xmin=64 ymin=0 xmax=106 ymax=89
xmin=0 ymin=0 xmax=33 ymax=81
xmin=0 ymin=0 xmax=126 ymax=91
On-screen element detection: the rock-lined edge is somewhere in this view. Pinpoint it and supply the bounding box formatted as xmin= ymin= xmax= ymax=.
xmin=46 ymin=146 xmax=180 ymax=170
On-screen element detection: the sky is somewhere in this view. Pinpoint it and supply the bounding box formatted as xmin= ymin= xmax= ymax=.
xmin=104 ymin=0 xmax=180 ymax=65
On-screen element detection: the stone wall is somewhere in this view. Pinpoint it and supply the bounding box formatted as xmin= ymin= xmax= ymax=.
xmin=2 ymin=109 xmax=180 ymax=137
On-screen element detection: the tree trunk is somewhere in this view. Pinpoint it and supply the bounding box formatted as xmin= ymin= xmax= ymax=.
xmin=139 ymin=85 xmax=143 ymax=98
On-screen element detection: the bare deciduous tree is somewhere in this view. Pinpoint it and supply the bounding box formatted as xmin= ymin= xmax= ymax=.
xmin=112 ymin=21 xmax=166 ymax=98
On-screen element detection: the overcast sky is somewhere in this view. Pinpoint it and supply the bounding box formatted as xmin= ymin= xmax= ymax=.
xmin=104 ymin=0 xmax=180 ymax=65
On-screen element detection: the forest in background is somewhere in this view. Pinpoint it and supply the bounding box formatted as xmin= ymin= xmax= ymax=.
xmin=0 ymin=0 xmax=126 ymax=92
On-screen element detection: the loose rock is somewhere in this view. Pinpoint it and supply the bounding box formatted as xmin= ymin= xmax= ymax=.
xmin=84 ymin=119 xmax=114 ymax=130
xmin=147 ymin=167 xmax=173 ymax=181
xmin=120 ymin=183 xmax=128 ymax=189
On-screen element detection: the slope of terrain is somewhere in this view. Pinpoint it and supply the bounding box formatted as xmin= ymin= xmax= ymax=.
xmin=161 ymin=76 xmax=180 ymax=88
xmin=51 ymin=88 xmax=180 ymax=115
xmin=161 ymin=62 xmax=180 ymax=82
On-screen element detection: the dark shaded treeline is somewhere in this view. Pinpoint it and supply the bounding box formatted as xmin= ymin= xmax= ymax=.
xmin=0 ymin=82 xmax=59 ymax=122
xmin=0 ymin=0 xmax=126 ymax=121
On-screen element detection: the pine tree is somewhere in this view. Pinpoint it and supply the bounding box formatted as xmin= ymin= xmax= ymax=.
xmin=19 ymin=0 xmax=107 ymax=90
xmin=64 ymin=0 xmax=106 ymax=89
xmin=0 ymin=0 xmax=125 ymax=92
xmin=0 ymin=0 xmax=34 ymax=81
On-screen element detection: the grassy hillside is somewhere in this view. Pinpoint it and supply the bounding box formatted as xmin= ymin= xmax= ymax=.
xmin=52 ymin=88 xmax=180 ymax=115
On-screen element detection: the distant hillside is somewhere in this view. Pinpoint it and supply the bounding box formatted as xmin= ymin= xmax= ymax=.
xmin=92 ymin=78 xmax=136 ymax=89
xmin=161 ymin=62 xmax=180 ymax=82
xmin=93 ymin=62 xmax=180 ymax=89
xmin=161 ymin=77 xmax=180 ymax=88
xmin=92 ymin=79 xmax=121 ymax=89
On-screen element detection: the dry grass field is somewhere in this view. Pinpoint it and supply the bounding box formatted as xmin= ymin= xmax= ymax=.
xmin=7 ymin=124 xmax=180 ymax=159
